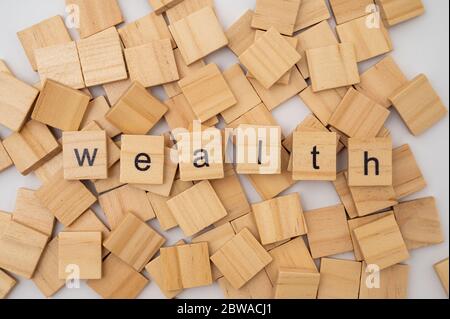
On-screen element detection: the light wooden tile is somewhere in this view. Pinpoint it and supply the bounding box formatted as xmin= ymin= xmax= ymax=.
xmin=307 ymin=43 xmax=359 ymax=92
xmin=375 ymin=0 xmax=425 ymax=27
xmin=103 ymin=79 xmax=132 ymax=106
xmin=390 ymin=74 xmax=447 ymax=136
xmin=34 ymin=151 xmax=63 ymax=184
xmin=252 ymin=193 xmax=307 ymax=245
xmin=329 ymin=88 xmax=390 ymax=138
xmin=304 ymin=204 xmax=353 ymax=258
xmin=333 ymin=171 xmax=358 ymax=219
xmin=318 ymin=258 xmax=362 ymax=299
xmin=353 ymin=214 xmax=409 ymax=270
xmin=77 ymin=27 xmax=127 ymax=87
xmin=148 ymin=0 xmax=184 ymax=14
xmin=81 ymin=96 xmax=121 ymax=138
xmin=0 ymin=72 xmax=40 ymax=132
xmin=434 ymin=258 xmax=449 ymax=297
xmin=394 ymin=197 xmax=444 ymax=250
xmin=88 ymin=254 xmax=148 ymax=299
xmin=218 ymin=269 xmax=273 ymax=299
xmin=228 ymin=103 xmax=280 ymax=130
xmin=336 ymin=14 xmax=393 ymax=62
xmin=349 ymin=182 xmax=398 ymax=217
xmin=104 ymin=213 xmax=165 ymax=271
xmin=93 ymin=162 xmax=125 ymax=194
xmin=330 ymin=0 xmax=375 ymax=24
xmin=359 ymin=262 xmax=409 ymax=299
xmin=294 ymin=0 xmax=331 ymax=32
xmin=167 ymin=180 xmax=227 ymax=236
xmin=225 ymin=10 xmax=256 ymax=56
xmin=165 ymin=0 xmax=214 ymax=23
xmin=17 ymin=16 xmax=71 ymax=71
xmin=0 ymin=211 xmax=10 ymax=236
xmin=0 ymin=139 xmax=12 ymax=173
xmin=106 ymin=82 xmax=168 ymax=134
xmin=355 ymin=55 xmax=407 ymax=108
xmin=252 ymin=0 xmax=302 ymax=36
xmin=169 ymin=6 xmax=228 ymax=65
xmin=3 ymin=120 xmax=60 ymax=175
xmin=0 ymin=269 xmax=16 ymax=299
xmin=275 ymin=268 xmax=321 ymax=299
xmin=125 ymin=40 xmax=179 ymax=87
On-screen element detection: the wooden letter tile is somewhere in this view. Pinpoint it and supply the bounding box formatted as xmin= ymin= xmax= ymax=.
xmin=0 ymin=269 xmax=16 ymax=299
xmin=330 ymin=0 xmax=375 ymax=25
xmin=317 ymin=258 xmax=362 ymax=299
xmin=81 ymin=96 xmax=120 ymax=138
xmin=275 ymin=268 xmax=321 ymax=299
xmin=225 ymin=10 xmax=256 ymax=56
xmin=165 ymin=0 xmax=214 ymax=24
xmin=375 ymin=0 xmax=425 ymax=27
xmin=434 ymin=258 xmax=449 ymax=297
xmin=252 ymin=0 xmax=302 ymax=36
xmin=294 ymin=0 xmax=331 ymax=32
xmin=82 ymin=121 xmax=120 ymax=169
xmin=359 ymin=262 xmax=409 ymax=299
xmin=218 ymin=269 xmax=273 ymax=299
xmin=348 ymin=182 xmax=398 ymax=217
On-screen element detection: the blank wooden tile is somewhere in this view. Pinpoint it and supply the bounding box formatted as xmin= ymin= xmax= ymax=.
xmin=77 ymin=27 xmax=127 ymax=87
xmin=434 ymin=258 xmax=449 ymax=297
xmin=36 ymin=171 xmax=97 ymax=226
xmin=375 ymin=0 xmax=425 ymax=27
xmin=359 ymin=262 xmax=409 ymax=299
xmin=125 ymin=40 xmax=179 ymax=88
xmin=252 ymin=193 xmax=307 ymax=245
xmin=106 ymin=82 xmax=168 ymax=134
xmin=218 ymin=269 xmax=273 ymax=299
xmin=62 ymin=131 xmax=107 ymax=180
xmin=17 ymin=15 xmax=72 ymax=71
xmin=0 ymin=220 xmax=48 ymax=278
xmin=275 ymin=268 xmax=321 ymax=299
xmin=67 ymin=0 xmax=123 ymax=38
xmin=389 ymin=74 xmax=447 ymax=136
xmin=225 ymin=10 xmax=256 ymax=56
xmin=93 ymin=162 xmax=124 ymax=194
xmin=148 ymin=0 xmax=184 ymax=14
xmin=292 ymin=131 xmax=337 ymax=181
xmin=317 ymin=258 xmax=361 ymax=299
xmin=192 ymin=223 xmax=235 ymax=256
xmin=161 ymin=243 xmax=212 ymax=290
xmin=228 ymin=103 xmax=280 ymax=130
xmin=104 ymin=213 xmax=165 ymax=271
xmin=58 ymin=232 xmax=101 ymax=280
xmin=169 ymin=6 xmax=228 ymax=65
xmin=34 ymin=151 xmax=63 ymax=184
xmin=333 ymin=171 xmax=358 ymax=219
xmin=240 ymin=28 xmax=301 ymax=89
xmin=81 ymin=96 xmax=120 ymax=138
xmin=349 ymin=182 xmax=398 ymax=217
xmin=307 ymin=43 xmax=359 ymax=92
xmin=166 ymin=0 xmax=213 ymax=23
xmin=32 ymin=79 xmax=90 ymax=131
xmin=329 ymin=88 xmax=390 ymax=138
xmin=304 ymin=204 xmax=353 ymax=258
xmin=88 ymin=254 xmax=148 ymax=299
xmin=0 ymin=269 xmax=16 ymax=299
xmin=353 ymin=214 xmax=409 ymax=270
xmin=330 ymin=0 xmax=374 ymax=24
xmin=294 ymin=0 xmax=331 ymax=32
xmin=3 ymin=120 xmax=60 ymax=175
xmin=211 ymin=228 xmax=273 ymax=289
xmin=0 ymin=139 xmax=12 ymax=173
xmin=336 ymin=14 xmax=393 ymax=62
xmin=103 ymin=79 xmax=132 ymax=106
xmin=355 ymin=55 xmax=407 ymax=108
xmin=118 ymin=12 xmax=174 ymax=48
xmin=167 ymin=180 xmax=227 ymax=236
xmin=252 ymin=0 xmax=302 ymax=36
xmin=0 ymin=72 xmax=40 ymax=132
xmin=393 ymin=197 xmax=444 ymax=250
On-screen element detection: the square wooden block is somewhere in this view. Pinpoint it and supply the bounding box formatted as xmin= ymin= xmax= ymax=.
xmin=235 ymin=125 xmax=282 ymax=175
xmin=35 ymin=41 xmax=84 ymax=89
xmin=0 ymin=72 xmax=40 ymax=132
xmin=434 ymin=258 xmax=449 ymax=297
xmin=274 ymin=269 xmax=321 ymax=299
xmin=34 ymin=151 xmax=63 ymax=184
xmin=392 ymin=144 xmax=426 ymax=199
xmin=36 ymin=171 xmax=97 ymax=226
xmin=120 ymin=135 xmax=164 ymax=185
xmin=81 ymin=96 xmax=120 ymax=138
xmin=317 ymin=258 xmax=361 ymax=299
xmin=359 ymin=262 xmax=409 ymax=299
xmin=252 ymin=193 xmax=307 ymax=245
xmin=329 ymin=88 xmax=390 ymax=138
xmin=228 ymin=102 xmax=280 ymax=129
xmin=218 ymin=269 xmax=273 ymax=299
xmin=394 ymin=197 xmax=444 ymax=250
xmin=169 ymin=6 xmax=228 ymax=65
xmin=240 ymin=28 xmax=301 ymax=89
xmin=125 ymin=40 xmax=179 ymax=87
xmin=304 ymin=204 xmax=353 ymax=258
xmin=353 ymin=214 xmax=409 ymax=270
xmin=349 ymin=182 xmax=398 ymax=217
xmin=389 ymin=74 xmax=447 ymax=136
xmin=17 ymin=15 xmax=71 ymax=70
xmin=179 ymin=64 xmax=236 ymax=123
xmin=355 ymin=55 xmax=407 ymax=108
xmin=0 ymin=220 xmax=48 ymax=278
xmin=161 ymin=243 xmax=212 ymax=290
xmin=88 ymin=254 xmax=148 ymax=299
xmin=375 ymin=0 xmax=425 ymax=27
xmin=211 ymin=228 xmax=273 ymax=289
xmin=106 ymin=82 xmax=168 ymax=134
xmin=292 ymin=131 xmax=337 ymax=181
xmin=167 ymin=180 xmax=227 ymax=236
xmin=307 ymin=43 xmax=359 ymax=92
xmin=77 ymin=27 xmax=127 ymax=87
xmin=348 ymin=137 xmax=392 ymax=186
xmin=63 ymin=131 xmax=107 ymax=180
xmin=192 ymin=223 xmax=236 ymax=258
xmin=81 ymin=121 xmax=119 ymax=169
xmin=2 ymin=120 xmax=60 ymax=175
xmin=330 ymin=0 xmax=375 ymax=25
xmin=104 ymin=213 xmax=165 ymax=271
xmin=165 ymin=0 xmax=214 ymax=24
xmin=225 ymin=10 xmax=256 ymax=56
xmin=103 ymin=79 xmax=132 ymax=105
xmin=58 ymin=232 xmax=102 ymax=280
xmin=175 ymin=129 xmax=224 ymax=181
xmin=252 ymin=0 xmax=302 ymax=36
xmin=148 ymin=0 xmax=184 ymax=14
xmin=294 ymin=0 xmax=331 ymax=32
xmin=336 ymin=14 xmax=393 ymax=62
xmin=0 ymin=269 xmax=16 ymax=299
xmin=32 ymin=79 xmax=90 ymax=131
xmin=0 ymin=139 xmax=12 ymax=173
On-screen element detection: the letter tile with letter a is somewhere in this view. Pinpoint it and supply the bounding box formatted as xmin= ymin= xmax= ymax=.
xmin=120 ymin=135 xmax=164 ymax=185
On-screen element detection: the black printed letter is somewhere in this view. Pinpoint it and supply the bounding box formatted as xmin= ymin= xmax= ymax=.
xmin=135 ymin=153 xmax=151 ymax=171
xmin=74 ymin=149 xmax=98 ymax=167
xmin=364 ymin=151 xmax=380 ymax=176
xmin=311 ymin=146 xmax=320 ymax=170
xmin=193 ymin=149 xmax=210 ymax=168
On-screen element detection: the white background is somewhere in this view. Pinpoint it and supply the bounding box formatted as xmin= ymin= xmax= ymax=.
xmin=0 ymin=0 xmax=448 ymax=299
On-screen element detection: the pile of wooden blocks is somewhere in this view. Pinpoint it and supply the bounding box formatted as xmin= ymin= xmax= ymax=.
xmin=0 ymin=0 xmax=448 ymax=299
